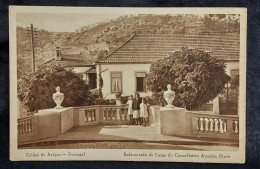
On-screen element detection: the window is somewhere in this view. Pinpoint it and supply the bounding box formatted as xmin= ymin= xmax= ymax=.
xmin=111 ymin=72 xmax=122 ymax=93
xmin=230 ymin=69 xmax=239 ymax=88
xmin=136 ymin=72 xmax=146 ymax=92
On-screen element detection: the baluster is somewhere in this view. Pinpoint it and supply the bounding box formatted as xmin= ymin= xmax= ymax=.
xmin=17 ymin=122 xmax=20 ymax=135
xmin=223 ymin=120 xmax=227 ymax=133
xmin=214 ymin=119 xmax=219 ymax=132
xmin=21 ymin=121 xmax=23 ymax=134
xmin=199 ymin=118 xmax=204 ymax=131
xmin=107 ymin=108 xmax=111 ymax=121
xmin=232 ymin=120 xmax=235 ymax=133
xmin=112 ymin=108 xmax=116 ymax=121
xmin=197 ymin=117 xmax=200 ymax=131
xmin=30 ymin=119 xmax=33 ymax=132
xmin=25 ymin=121 xmax=28 ymax=132
xmin=27 ymin=120 xmax=30 ymax=132
xmin=120 ymin=108 xmax=124 ymax=121
xmin=103 ymin=109 xmax=107 ymax=120
xmin=89 ymin=110 xmax=92 ymax=121
xmin=22 ymin=121 xmax=25 ymax=133
xmin=116 ymin=108 xmax=121 ymax=120
xmin=121 ymin=108 xmax=125 ymax=121
xmin=88 ymin=110 xmax=92 ymax=121
xmin=93 ymin=109 xmax=97 ymax=121
xmin=219 ymin=119 xmax=224 ymax=133
xmin=121 ymin=108 xmax=123 ymax=121
xmin=108 ymin=108 xmax=111 ymax=120
xmin=19 ymin=122 xmax=22 ymax=134
xmin=111 ymin=108 xmax=115 ymax=121
xmin=124 ymin=108 xmax=128 ymax=121
xmin=85 ymin=111 xmax=88 ymax=122
xmin=24 ymin=120 xmax=26 ymax=132
xmin=234 ymin=120 xmax=239 ymax=134
xmin=209 ymin=118 xmax=214 ymax=132
xmin=24 ymin=120 xmax=27 ymax=132
xmin=205 ymin=118 xmax=209 ymax=132
xmin=106 ymin=108 xmax=109 ymax=120
xmin=92 ymin=109 xmax=95 ymax=121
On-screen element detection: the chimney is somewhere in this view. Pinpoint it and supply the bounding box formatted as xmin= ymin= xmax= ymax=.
xmin=55 ymin=47 xmax=62 ymax=61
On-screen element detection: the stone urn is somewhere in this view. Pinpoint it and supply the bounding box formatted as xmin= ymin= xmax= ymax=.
xmin=52 ymin=86 xmax=64 ymax=109
xmin=163 ymin=84 xmax=175 ymax=108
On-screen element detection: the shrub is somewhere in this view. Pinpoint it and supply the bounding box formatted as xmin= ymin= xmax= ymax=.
xmin=147 ymin=48 xmax=230 ymax=108
xmin=115 ymin=91 xmax=122 ymax=99
xmin=120 ymin=96 xmax=129 ymax=104
xmin=88 ymin=88 xmax=115 ymax=105
xmin=144 ymin=94 xmax=167 ymax=107
xmin=18 ymin=65 xmax=91 ymax=111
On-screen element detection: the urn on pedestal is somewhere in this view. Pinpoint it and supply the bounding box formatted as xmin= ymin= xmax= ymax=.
xmin=160 ymin=84 xmax=189 ymax=137
xmin=163 ymin=84 xmax=175 ymax=108
xmin=52 ymin=86 xmax=64 ymax=109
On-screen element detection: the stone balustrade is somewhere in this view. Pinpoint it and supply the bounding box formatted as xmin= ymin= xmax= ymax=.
xmin=103 ymin=107 xmax=128 ymax=121
xmin=84 ymin=108 xmax=96 ymax=122
xmin=17 ymin=105 xmax=239 ymax=144
xmin=75 ymin=105 xmax=128 ymax=126
xmin=192 ymin=112 xmax=239 ymax=139
xmin=17 ymin=115 xmax=34 ymax=135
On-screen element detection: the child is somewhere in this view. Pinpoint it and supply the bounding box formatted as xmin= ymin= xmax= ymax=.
xmin=126 ymin=95 xmax=133 ymax=125
xmin=140 ymin=98 xmax=149 ymax=126
xmin=132 ymin=93 xmax=141 ymax=125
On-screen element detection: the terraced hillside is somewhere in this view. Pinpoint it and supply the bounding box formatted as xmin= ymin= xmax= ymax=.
xmin=17 ymin=14 xmax=239 ymax=77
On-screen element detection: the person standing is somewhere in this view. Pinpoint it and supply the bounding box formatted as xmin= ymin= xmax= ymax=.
xmin=140 ymin=98 xmax=149 ymax=126
xmin=126 ymin=95 xmax=134 ymax=125
xmin=132 ymin=93 xmax=142 ymax=125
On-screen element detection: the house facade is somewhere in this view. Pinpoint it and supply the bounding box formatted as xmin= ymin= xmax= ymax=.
xmin=41 ymin=47 xmax=97 ymax=89
xmin=97 ymin=33 xmax=240 ymax=107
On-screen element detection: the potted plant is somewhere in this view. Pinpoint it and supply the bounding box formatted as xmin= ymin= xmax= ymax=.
xmin=115 ymin=91 xmax=122 ymax=105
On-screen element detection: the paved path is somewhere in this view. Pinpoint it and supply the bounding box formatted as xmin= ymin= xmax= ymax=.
xmin=20 ymin=124 xmax=239 ymax=151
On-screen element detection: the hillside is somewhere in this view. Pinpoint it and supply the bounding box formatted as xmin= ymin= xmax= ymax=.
xmin=17 ymin=14 xmax=240 ymax=76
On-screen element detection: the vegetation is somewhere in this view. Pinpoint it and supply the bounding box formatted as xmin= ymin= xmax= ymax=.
xmin=115 ymin=91 xmax=122 ymax=99
xmin=17 ymin=66 xmax=91 ymax=111
xmin=146 ymin=48 xmax=231 ymax=109
xmin=88 ymin=88 xmax=115 ymax=105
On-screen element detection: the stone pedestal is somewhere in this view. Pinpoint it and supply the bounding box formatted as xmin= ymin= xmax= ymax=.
xmin=160 ymin=107 xmax=188 ymax=136
xmin=37 ymin=107 xmax=73 ymax=134
xmin=149 ymin=106 xmax=161 ymax=127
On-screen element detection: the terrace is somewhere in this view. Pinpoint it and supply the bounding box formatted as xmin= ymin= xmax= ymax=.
xmin=17 ymin=105 xmax=239 ymax=150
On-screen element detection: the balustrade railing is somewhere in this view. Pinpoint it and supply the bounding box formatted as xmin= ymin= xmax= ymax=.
xmin=193 ymin=112 xmax=239 ymax=135
xmin=103 ymin=107 xmax=128 ymax=121
xmin=17 ymin=115 xmax=34 ymax=135
xmin=78 ymin=105 xmax=128 ymax=124
xmin=85 ymin=108 xmax=96 ymax=122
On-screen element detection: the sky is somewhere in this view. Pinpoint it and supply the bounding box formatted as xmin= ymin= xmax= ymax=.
xmin=15 ymin=8 xmax=240 ymax=33
xmin=16 ymin=13 xmax=122 ymax=32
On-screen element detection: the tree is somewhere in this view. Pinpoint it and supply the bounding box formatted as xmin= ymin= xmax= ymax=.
xmin=18 ymin=65 xmax=91 ymax=111
xmin=147 ymin=48 xmax=230 ymax=109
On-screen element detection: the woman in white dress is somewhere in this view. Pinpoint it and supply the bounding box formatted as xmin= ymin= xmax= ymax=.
xmin=140 ymin=98 xmax=149 ymax=126
xmin=126 ymin=95 xmax=133 ymax=125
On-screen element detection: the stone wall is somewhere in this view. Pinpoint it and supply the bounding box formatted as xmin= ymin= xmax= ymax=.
xmin=18 ymin=107 xmax=73 ymax=144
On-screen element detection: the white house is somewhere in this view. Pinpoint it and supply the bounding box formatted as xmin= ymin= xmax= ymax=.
xmin=96 ymin=33 xmax=240 ymax=101
xmin=41 ymin=47 xmax=97 ymax=89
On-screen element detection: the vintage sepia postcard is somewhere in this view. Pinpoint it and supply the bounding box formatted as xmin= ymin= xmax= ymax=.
xmin=9 ymin=6 xmax=247 ymax=163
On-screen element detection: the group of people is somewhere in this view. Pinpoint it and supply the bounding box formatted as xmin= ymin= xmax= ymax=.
xmin=126 ymin=93 xmax=149 ymax=126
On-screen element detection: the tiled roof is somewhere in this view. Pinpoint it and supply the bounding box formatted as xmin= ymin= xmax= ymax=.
xmin=99 ymin=33 xmax=240 ymax=63
xmin=42 ymin=53 xmax=95 ymax=67
xmin=85 ymin=68 xmax=96 ymax=73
